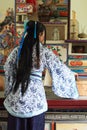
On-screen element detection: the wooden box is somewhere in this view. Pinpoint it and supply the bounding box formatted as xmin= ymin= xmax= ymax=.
xmin=76 ymin=79 xmax=87 ymax=96
xmin=43 ymin=22 xmax=67 ymax=40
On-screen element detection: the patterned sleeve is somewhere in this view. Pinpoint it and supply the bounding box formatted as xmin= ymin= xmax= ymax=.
xmin=44 ymin=47 xmax=79 ymax=99
xmin=4 ymin=47 xmax=18 ymax=97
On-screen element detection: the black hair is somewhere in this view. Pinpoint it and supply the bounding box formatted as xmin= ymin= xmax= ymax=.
xmin=13 ymin=20 xmax=46 ymax=96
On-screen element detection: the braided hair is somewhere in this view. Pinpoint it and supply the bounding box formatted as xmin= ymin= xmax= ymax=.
xmin=13 ymin=20 xmax=46 ymax=96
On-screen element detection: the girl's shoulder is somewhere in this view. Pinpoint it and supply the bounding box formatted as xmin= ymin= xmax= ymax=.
xmin=11 ymin=46 xmax=19 ymax=54
xmin=7 ymin=46 xmax=19 ymax=59
xmin=42 ymin=45 xmax=54 ymax=55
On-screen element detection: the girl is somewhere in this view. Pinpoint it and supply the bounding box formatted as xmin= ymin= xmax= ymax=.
xmin=4 ymin=20 xmax=79 ymax=130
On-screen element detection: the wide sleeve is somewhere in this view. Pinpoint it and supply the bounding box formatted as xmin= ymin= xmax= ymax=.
xmin=4 ymin=47 xmax=18 ymax=97
xmin=44 ymin=47 xmax=79 ymax=99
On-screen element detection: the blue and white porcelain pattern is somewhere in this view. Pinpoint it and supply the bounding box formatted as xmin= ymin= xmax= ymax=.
xmin=4 ymin=43 xmax=79 ymax=118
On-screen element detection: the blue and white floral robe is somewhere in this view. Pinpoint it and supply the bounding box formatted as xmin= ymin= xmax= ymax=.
xmin=4 ymin=43 xmax=79 ymax=118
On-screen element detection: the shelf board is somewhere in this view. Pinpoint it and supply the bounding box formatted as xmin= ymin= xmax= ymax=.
xmin=1 ymin=98 xmax=87 ymax=110
xmin=65 ymin=40 xmax=87 ymax=43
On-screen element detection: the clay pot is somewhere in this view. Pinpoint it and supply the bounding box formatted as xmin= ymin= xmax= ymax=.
xmin=78 ymin=33 xmax=87 ymax=38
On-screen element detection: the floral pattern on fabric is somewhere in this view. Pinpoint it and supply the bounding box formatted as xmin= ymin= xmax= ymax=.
xmin=44 ymin=47 xmax=79 ymax=99
xmin=4 ymin=43 xmax=79 ymax=118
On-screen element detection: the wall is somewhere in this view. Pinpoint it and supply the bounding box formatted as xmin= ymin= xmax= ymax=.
xmin=71 ymin=0 xmax=87 ymax=34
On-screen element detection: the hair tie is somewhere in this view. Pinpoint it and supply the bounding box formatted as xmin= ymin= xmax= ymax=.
xmin=34 ymin=21 xmax=37 ymax=39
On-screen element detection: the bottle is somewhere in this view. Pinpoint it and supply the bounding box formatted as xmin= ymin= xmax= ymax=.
xmin=52 ymin=28 xmax=60 ymax=40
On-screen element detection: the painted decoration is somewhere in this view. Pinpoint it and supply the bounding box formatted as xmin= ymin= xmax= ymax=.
xmin=46 ymin=44 xmax=68 ymax=64
xmin=68 ymin=55 xmax=87 ymax=73
xmin=0 ymin=0 xmax=15 ymax=93
xmin=16 ymin=3 xmax=33 ymax=13
xmin=0 ymin=0 xmax=15 ymax=73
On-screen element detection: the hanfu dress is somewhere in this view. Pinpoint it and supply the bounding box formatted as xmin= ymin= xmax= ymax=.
xmin=4 ymin=43 xmax=79 ymax=118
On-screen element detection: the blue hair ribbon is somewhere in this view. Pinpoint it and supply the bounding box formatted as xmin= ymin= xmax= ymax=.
xmin=17 ymin=22 xmax=28 ymax=62
xmin=34 ymin=21 xmax=37 ymax=39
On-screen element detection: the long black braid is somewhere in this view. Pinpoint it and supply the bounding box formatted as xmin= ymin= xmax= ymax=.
xmin=13 ymin=20 xmax=46 ymax=96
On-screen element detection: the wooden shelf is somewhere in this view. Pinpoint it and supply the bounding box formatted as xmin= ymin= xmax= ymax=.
xmin=65 ymin=40 xmax=87 ymax=43
xmin=1 ymin=98 xmax=87 ymax=110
